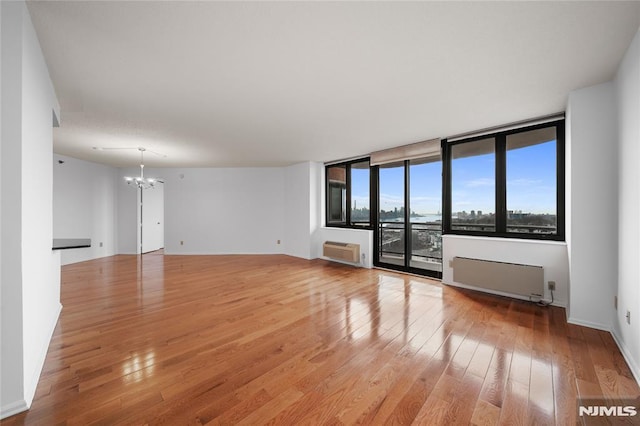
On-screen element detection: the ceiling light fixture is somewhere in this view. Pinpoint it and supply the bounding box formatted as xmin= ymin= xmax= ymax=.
xmin=124 ymin=147 xmax=164 ymax=189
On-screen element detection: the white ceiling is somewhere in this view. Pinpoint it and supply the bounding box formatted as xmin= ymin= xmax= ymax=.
xmin=27 ymin=1 xmax=640 ymax=168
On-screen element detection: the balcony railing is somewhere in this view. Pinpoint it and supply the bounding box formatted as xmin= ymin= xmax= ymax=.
xmin=378 ymin=221 xmax=443 ymax=264
xmin=378 ymin=220 xmax=555 ymax=272
xmin=451 ymin=222 xmax=557 ymax=234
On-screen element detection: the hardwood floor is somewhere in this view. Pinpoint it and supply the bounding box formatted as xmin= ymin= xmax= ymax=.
xmin=3 ymin=253 xmax=639 ymax=425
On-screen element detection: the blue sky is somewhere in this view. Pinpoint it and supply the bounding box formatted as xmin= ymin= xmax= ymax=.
xmin=450 ymin=140 xmax=556 ymax=214
xmin=351 ymin=139 xmax=556 ymax=216
xmin=505 ymin=140 xmax=556 ymax=214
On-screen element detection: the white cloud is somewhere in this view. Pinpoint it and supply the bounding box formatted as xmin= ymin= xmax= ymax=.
xmin=465 ymin=178 xmax=494 ymax=188
xmin=508 ymin=178 xmax=543 ymax=186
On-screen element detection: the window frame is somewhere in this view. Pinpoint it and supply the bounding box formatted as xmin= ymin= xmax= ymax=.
xmin=325 ymin=158 xmax=374 ymax=230
xmin=442 ymin=120 xmax=565 ymax=241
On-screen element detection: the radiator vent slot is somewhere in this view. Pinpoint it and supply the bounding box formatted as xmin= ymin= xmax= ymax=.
xmin=452 ymin=257 xmax=543 ymax=298
xmin=323 ymin=241 xmax=360 ymax=263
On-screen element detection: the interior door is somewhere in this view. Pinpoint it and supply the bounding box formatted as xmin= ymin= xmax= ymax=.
xmin=141 ymin=183 xmax=164 ymax=253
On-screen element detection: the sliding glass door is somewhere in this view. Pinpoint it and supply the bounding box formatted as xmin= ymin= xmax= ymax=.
xmin=408 ymin=158 xmax=442 ymax=274
xmin=378 ymin=162 xmax=406 ymax=267
xmin=375 ymin=158 xmax=442 ymax=278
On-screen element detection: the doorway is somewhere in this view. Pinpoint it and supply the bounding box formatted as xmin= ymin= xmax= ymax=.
xmin=141 ymin=183 xmax=164 ymax=253
xmin=374 ymin=158 xmax=442 ymax=278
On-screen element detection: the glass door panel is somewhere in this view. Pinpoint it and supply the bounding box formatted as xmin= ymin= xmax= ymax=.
xmin=378 ymin=162 xmax=405 ymax=266
xmin=409 ymin=158 xmax=442 ymax=273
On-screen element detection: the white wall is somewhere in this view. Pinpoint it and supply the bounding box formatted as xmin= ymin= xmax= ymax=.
xmin=1 ymin=1 xmax=26 ymax=416
xmin=283 ymin=162 xmax=312 ymax=259
xmin=566 ymin=82 xmax=618 ymax=330
xmin=442 ymin=236 xmax=569 ymax=306
xmin=160 ymin=167 xmax=285 ymax=255
xmin=613 ymin=29 xmax=640 ymax=381
xmin=117 ymin=168 xmax=139 ymax=254
xmin=1 ymin=1 xmax=61 ymax=418
xmin=53 ymin=154 xmax=118 ymax=265
xmin=309 ymin=162 xmax=323 ymax=259
xmin=317 ymin=227 xmax=374 ymax=268
xmin=313 ymin=165 xmax=373 ymax=267
xmin=20 ymin=4 xmax=61 ymax=405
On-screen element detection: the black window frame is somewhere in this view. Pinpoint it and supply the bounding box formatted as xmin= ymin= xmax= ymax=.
xmin=443 ymin=119 xmax=565 ymax=241
xmin=325 ymin=158 xmax=374 ymax=230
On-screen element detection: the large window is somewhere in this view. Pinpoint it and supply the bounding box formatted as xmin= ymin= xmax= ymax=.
xmin=506 ymin=127 xmax=558 ymax=234
xmin=326 ymin=159 xmax=372 ymax=228
xmin=443 ymin=120 xmax=564 ymax=240
xmin=450 ymin=137 xmax=496 ymax=232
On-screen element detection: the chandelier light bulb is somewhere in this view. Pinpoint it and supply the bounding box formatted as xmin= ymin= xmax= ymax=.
xmin=124 ymin=147 xmax=163 ymax=189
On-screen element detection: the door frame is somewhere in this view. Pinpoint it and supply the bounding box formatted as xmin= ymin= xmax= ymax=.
xmin=372 ymin=160 xmax=443 ymax=279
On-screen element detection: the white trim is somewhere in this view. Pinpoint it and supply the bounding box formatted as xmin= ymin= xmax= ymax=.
xmin=444 ymin=234 xmax=567 ymax=247
xmin=610 ymin=330 xmax=640 ymax=386
xmin=566 ymin=317 xmax=610 ymax=332
xmin=0 ymin=399 xmax=29 ymax=420
xmin=24 ymin=303 xmax=62 ymax=407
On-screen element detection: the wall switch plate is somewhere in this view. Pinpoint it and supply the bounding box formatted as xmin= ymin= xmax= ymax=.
xmin=180 ymin=241 xmax=184 ymax=246
xmin=99 ymin=242 xmax=103 ymax=247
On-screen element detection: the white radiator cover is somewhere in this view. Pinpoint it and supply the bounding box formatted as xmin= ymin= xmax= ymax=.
xmin=323 ymin=241 xmax=360 ymax=263
xmin=452 ymin=256 xmax=543 ymax=298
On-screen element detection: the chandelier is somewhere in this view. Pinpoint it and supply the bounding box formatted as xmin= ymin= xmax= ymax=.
xmin=124 ymin=147 xmax=164 ymax=189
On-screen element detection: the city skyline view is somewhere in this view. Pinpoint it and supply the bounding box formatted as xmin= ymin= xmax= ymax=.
xmin=350 ymin=138 xmax=556 ymax=218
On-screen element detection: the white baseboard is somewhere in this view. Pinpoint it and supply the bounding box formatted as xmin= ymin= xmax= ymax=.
xmin=566 ymin=316 xmax=611 ymax=332
xmin=565 ymin=318 xmax=640 ymax=388
xmin=0 ymin=302 xmax=62 ymax=420
xmin=0 ymin=399 xmax=29 ymax=420
xmin=24 ymin=303 xmax=62 ymax=408
xmin=611 ymin=329 xmax=640 ymax=387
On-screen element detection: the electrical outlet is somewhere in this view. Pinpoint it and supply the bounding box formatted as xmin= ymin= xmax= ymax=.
xmin=626 ymin=310 xmax=631 ymax=324
xmin=99 ymin=242 xmax=103 ymax=247
xmin=548 ymin=281 xmax=556 ymax=291
xmin=615 ymin=296 xmax=618 ymax=310
xmin=277 ymin=239 xmax=281 ymax=244
xmin=180 ymin=240 xmax=184 ymax=246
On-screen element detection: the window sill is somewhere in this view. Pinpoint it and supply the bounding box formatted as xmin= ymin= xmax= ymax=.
xmin=442 ymin=234 xmax=567 ymax=246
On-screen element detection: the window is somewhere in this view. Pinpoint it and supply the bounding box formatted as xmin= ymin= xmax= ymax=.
xmin=506 ymin=127 xmax=557 ymax=234
xmin=327 ymin=164 xmax=346 ymax=224
xmin=350 ymin=160 xmax=371 ymax=227
xmin=326 ymin=159 xmax=372 ymax=228
xmin=450 ymin=137 xmax=496 ymax=232
xmin=443 ymin=120 xmax=564 ymax=240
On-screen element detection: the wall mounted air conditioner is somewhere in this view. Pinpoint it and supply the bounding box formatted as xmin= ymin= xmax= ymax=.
xmin=323 ymin=241 xmax=360 ymax=263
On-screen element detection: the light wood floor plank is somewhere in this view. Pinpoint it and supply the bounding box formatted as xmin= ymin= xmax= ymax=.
xmin=4 ymin=253 xmax=639 ymax=425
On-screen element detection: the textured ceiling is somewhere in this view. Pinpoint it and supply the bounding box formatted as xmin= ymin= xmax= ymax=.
xmin=27 ymin=1 xmax=640 ymax=168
